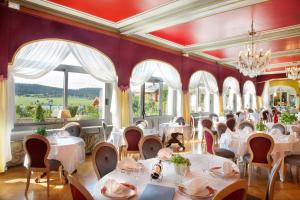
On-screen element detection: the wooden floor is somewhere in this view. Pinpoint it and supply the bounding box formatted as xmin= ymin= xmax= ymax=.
xmin=1 ymin=141 xmax=300 ymax=200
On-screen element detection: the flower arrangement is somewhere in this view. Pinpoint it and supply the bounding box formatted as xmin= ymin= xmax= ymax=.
xmin=34 ymin=127 xmax=46 ymax=136
xmin=169 ymin=154 xmax=191 ymax=166
xmin=256 ymin=121 xmax=267 ymax=131
xmin=280 ymin=112 xmax=297 ymax=125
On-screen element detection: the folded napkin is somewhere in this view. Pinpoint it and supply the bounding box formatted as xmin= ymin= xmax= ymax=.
xmin=157 ymin=148 xmax=173 ymax=160
xmin=181 ymin=177 xmax=210 ymax=196
xmin=222 ymin=161 xmax=239 ymax=176
xmin=104 ymin=179 xmax=131 ymax=196
xmin=47 ymin=136 xmax=58 ymax=145
xmin=118 ymin=157 xmax=140 ymax=170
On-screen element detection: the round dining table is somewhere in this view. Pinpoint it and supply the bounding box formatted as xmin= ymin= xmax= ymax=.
xmin=92 ymin=154 xmax=239 ymax=200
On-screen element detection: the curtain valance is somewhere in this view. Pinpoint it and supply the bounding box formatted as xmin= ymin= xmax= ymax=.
xmin=189 ymin=71 xmax=218 ymax=94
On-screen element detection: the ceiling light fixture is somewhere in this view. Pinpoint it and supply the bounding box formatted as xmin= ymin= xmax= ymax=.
xmin=238 ymin=20 xmax=271 ymax=78
xmin=286 ymin=61 xmax=300 ymax=80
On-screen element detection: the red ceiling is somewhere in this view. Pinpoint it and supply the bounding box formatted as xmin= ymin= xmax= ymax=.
xmin=49 ymin=0 xmax=171 ymax=22
xmin=270 ymin=54 xmax=300 ymax=64
xmin=204 ymin=37 xmax=300 ymax=59
xmin=150 ymin=0 xmax=300 ymax=46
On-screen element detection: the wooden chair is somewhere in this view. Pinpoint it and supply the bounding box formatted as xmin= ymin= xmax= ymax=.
xmin=203 ymin=128 xmax=235 ymax=160
xmin=209 ymin=113 xmax=219 ymax=122
xmin=201 ymin=118 xmax=215 ymax=144
xmin=285 ymin=154 xmax=300 ymax=183
xmin=226 ymin=117 xmax=236 ymax=132
xmin=238 ymin=120 xmax=255 ymax=132
xmin=68 ymin=175 xmax=93 ymax=200
xmin=244 ymin=133 xmax=274 ymax=185
xmin=271 ymin=123 xmax=287 ymax=135
xmin=92 ymin=142 xmax=118 ymax=180
xmin=139 ymin=135 xmax=163 ymax=159
xmin=62 ymin=122 xmax=81 ymax=137
xmin=213 ymin=180 xmax=247 ymax=200
xmin=265 ymin=158 xmax=283 ymax=200
xmin=190 ymin=115 xmax=196 ymax=140
xmin=262 ymin=110 xmax=272 ymax=122
xmin=123 ymin=126 xmax=143 ymax=158
xmin=24 ymin=134 xmax=51 ymax=196
xmin=226 ymin=113 xmax=235 ymax=120
xmin=217 ymin=122 xmax=227 ymax=140
xmin=173 ymin=116 xmax=185 ymax=125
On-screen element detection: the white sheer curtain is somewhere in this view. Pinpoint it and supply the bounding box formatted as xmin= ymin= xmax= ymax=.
xmin=223 ymin=77 xmax=241 ymax=112
xmin=11 ymin=40 xmax=119 ymax=128
xmin=189 ymin=71 xmax=219 ymax=114
xmin=130 ymin=60 xmax=182 ymax=117
xmin=243 ymin=80 xmax=256 ymax=109
xmin=70 ymin=43 xmax=119 ymax=128
xmin=167 ymin=87 xmax=174 ymax=115
xmin=262 ymin=81 xmax=270 ymax=109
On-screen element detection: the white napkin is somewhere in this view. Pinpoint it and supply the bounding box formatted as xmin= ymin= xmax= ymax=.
xmin=104 ymin=179 xmax=131 ymax=196
xmin=118 ymin=157 xmax=140 ymax=170
xmin=223 ymin=161 xmax=238 ymax=176
xmin=182 ymin=177 xmax=209 ymax=196
xmin=47 ymin=136 xmax=57 ymax=145
xmin=157 ymin=148 xmax=173 ymax=160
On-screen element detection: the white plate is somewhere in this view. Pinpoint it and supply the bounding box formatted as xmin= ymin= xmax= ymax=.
xmin=101 ymin=183 xmax=137 ymax=199
xmin=177 ymin=185 xmax=216 ymax=199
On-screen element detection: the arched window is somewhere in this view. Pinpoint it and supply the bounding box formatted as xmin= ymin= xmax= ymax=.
xmin=130 ymin=60 xmax=181 ymax=119
xmin=269 ymin=86 xmax=297 ymax=108
xmin=11 ymin=39 xmax=118 ymax=125
xmin=243 ymin=80 xmax=256 ymax=110
xmin=222 ymin=77 xmax=241 ymax=113
xmin=189 ymin=71 xmax=219 ymax=114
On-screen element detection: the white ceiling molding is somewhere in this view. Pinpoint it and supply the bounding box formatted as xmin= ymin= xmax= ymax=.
xmin=22 ymin=0 xmax=117 ymax=28
xmin=219 ymin=49 xmax=300 ymax=64
xmin=120 ymin=0 xmax=267 ymax=35
xmin=184 ymin=24 xmax=300 ymax=52
xmin=268 ymin=61 xmax=300 ymax=69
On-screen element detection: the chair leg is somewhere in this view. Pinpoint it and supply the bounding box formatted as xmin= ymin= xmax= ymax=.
xmin=248 ymin=164 xmax=252 ymax=186
xmin=25 ymin=169 xmax=31 ymax=195
xmin=46 ymin=171 xmax=50 ymax=197
xmin=244 ymin=163 xmax=248 ymax=177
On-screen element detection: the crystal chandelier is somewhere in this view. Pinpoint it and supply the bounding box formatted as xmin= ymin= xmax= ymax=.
xmin=286 ymin=62 xmax=300 ymax=80
xmin=238 ymin=20 xmax=271 ymax=78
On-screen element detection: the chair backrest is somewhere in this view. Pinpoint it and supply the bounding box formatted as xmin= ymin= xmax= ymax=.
xmin=209 ymin=113 xmax=219 ymax=122
xmin=135 ymin=119 xmax=148 ymax=129
xmin=139 ymin=136 xmax=163 ymax=159
xmin=226 ymin=113 xmax=235 ymax=120
xmin=68 ymin=175 xmax=93 ymax=200
xmin=262 ymin=110 xmax=271 ymax=121
xmin=266 ymin=158 xmax=282 ymax=200
xmin=62 ymin=122 xmax=81 ymax=137
xmin=24 ymin=134 xmax=50 ymax=169
xmin=173 ymin=117 xmax=185 ymax=125
xmin=236 ymin=111 xmax=242 ymax=117
xmin=123 ymin=126 xmax=143 ymax=151
xmin=248 ymin=108 xmax=254 ymax=113
xmin=247 ymin=133 xmax=274 ymax=166
xmin=238 ymin=121 xmax=255 ymax=132
xmin=271 ymin=123 xmax=286 ymax=135
xmin=201 ymin=118 xmax=213 ymax=130
xmin=92 ymin=142 xmax=118 ymax=179
xmin=203 ymin=128 xmax=215 ymax=154
xmin=226 ymin=118 xmax=236 ymax=132
xmin=213 ymin=180 xmax=247 ymax=200
xmin=217 ymin=123 xmax=227 ymax=137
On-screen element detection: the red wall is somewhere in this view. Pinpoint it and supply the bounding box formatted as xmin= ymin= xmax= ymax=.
xmin=0 ymin=5 xmax=255 ymax=94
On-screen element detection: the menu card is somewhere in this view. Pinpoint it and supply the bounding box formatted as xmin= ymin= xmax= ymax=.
xmin=139 ymin=184 xmax=175 ymax=200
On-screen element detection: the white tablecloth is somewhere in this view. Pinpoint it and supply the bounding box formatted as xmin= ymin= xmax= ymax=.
xmin=25 ymin=136 xmax=85 ymax=174
xmin=159 ymin=123 xmax=191 ymax=141
xmin=108 ymin=128 xmax=158 ymax=148
xmin=219 ymin=130 xmax=300 ymax=181
xmin=93 ymin=154 xmax=239 ymax=200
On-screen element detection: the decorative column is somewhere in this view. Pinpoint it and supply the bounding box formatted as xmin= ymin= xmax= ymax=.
xmin=256 ymin=96 xmax=262 ymax=110
xmin=219 ymin=95 xmax=223 ymax=115
xmin=119 ymin=85 xmax=130 ymax=128
xmin=182 ymin=91 xmax=190 ymax=124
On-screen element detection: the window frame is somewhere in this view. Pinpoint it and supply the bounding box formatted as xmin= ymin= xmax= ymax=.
xmin=14 ymin=65 xmax=105 ymax=125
